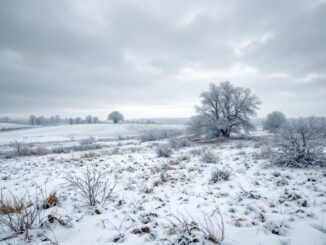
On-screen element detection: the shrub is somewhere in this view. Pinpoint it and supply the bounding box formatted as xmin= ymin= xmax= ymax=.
xmin=65 ymin=165 xmax=117 ymax=206
xmin=79 ymin=137 xmax=96 ymax=146
xmin=140 ymin=130 xmax=181 ymax=142
xmin=270 ymin=117 xmax=325 ymax=167
xmin=156 ymin=144 xmax=172 ymax=158
xmin=0 ymin=192 xmax=44 ymax=240
xmin=210 ymin=169 xmax=231 ymax=183
xmin=9 ymin=142 xmax=50 ymax=157
xmin=168 ymin=137 xmax=190 ymax=150
xmin=201 ymin=150 xmax=220 ymax=164
xmin=10 ymin=141 xmax=30 ymax=156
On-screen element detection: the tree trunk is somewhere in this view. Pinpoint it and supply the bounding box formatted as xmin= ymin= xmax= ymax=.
xmin=221 ymin=129 xmax=230 ymax=137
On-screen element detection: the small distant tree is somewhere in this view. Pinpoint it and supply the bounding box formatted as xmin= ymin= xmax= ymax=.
xmin=29 ymin=115 xmax=37 ymax=125
xmin=92 ymin=117 xmax=99 ymax=124
xmin=85 ymin=115 xmax=93 ymax=124
xmin=263 ymin=111 xmax=287 ymax=133
xmin=68 ymin=118 xmax=74 ymax=125
xmin=75 ymin=117 xmax=83 ymax=124
xmin=108 ymin=111 xmax=124 ymax=124
xmin=188 ymin=81 xmax=260 ymax=138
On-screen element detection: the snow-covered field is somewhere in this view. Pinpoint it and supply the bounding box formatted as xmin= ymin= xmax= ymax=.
xmin=0 ymin=122 xmax=30 ymax=131
xmin=0 ymin=123 xmax=185 ymax=145
xmin=0 ymin=124 xmax=325 ymax=245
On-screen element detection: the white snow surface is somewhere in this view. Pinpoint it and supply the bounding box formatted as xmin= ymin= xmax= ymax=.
xmin=0 ymin=124 xmax=325 ymax=245
xmin=0 ymin=123 xmax=185 ymax=145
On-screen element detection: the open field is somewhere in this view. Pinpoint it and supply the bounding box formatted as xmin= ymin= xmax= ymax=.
xmin=0 ymin=123 xmax=31 ymax=132
xmin=0 ymin=123 xmax=325 ymax=245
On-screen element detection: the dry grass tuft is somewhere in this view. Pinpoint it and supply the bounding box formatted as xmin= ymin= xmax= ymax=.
xmin=0 ymin=197 xmax=32 ymax=215
xmin=43 ymin=192 xmax=58 ymax=209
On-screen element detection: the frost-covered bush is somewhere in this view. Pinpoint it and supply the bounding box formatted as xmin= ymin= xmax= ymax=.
xmin=201 ymin=150 xmax=220 ymax=164
xmin=168 ymin=137 xmax=190 ymax=150
xmin=156 ymin=144 xmax=172 ymax=157
xmin=210 ymin=169 xmax=231 ymax=183
xmin=263 ymin=111 xmax=287 ymax=133
xmin=10 ymin=141 xmax=31 ymax=156
xmin=52 ymin=146 xmax=69 ymax=154
xmin=9 ymin=142 xmax=50 ymax=157
xmin=65 ymin=165 xmax=116 ymax=206
xmin=140 ymin=130 xmax=180 ymax=142
xmin=270 ymin=117 xmax=326 ymax=168
xmin=79 ymin=136 xmax=96 ymax=146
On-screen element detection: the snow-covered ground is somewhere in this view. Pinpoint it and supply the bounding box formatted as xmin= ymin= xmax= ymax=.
xmin=0 ymin=124 xmax=325 ymax=245
xmin=0 ymin=122 xmax=30 ymax=131
xmin=0 ymin=123 xmax=185 ymax=145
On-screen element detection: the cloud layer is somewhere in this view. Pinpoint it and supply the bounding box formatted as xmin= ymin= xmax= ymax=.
xmin=0 ymin=0 xmax=325 ymax=118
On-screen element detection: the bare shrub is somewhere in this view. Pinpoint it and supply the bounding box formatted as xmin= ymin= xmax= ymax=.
xmin=79 ymin=137 xmax=96 ymax=146
xmin=52 ymin=146 xmax=69 ymax=154
xmin=10 ymin=141 xmax=30 ymax=156
xmin=210 ymin=169 xmax=231 ymax=183
xmin=168 ymin=137 xmax=190 ymax=150
xmin=140 ymin=130 xmax=181 ymax=142
xmin=65 ymin=165 xmax=117 ymax=206
xmin=8 ymin=142 xmax=51 ymax=157
xmin=270 ymin=117 xmax=325 ymax=167
xmin=155 ymin=144 xmax=172 ymax=157
xmin=0 ymin=191 xmax=44 ymax=240
xmin=201 ymin=150 xmax=220 ymax=164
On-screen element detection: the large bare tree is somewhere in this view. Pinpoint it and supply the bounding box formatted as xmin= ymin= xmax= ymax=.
xmin=189 ymin=81 xmax=260 ymax=138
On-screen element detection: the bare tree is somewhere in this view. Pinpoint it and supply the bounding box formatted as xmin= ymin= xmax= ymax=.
xmin=28 ymin=115 xmax=36 ymax=125
xmin=270 ymin=117 xmax=325 ymax=167
xmin=108 ymin=111 xmax=124 ymax=124
xmin=85 ymin=115 xmax=93 ymax=124
xmin=68 ymin=118 xmax=74 ymax=125
xmin=263 ymin=111 xmax=287 ymax=133
xmin=188 ymin=82 xmax=260 ymax=138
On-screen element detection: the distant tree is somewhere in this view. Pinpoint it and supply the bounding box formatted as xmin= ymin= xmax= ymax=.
xmin=75 ymin=117 xmax=83 ymax=124
xmin=50 ymin=116 xmax=56 ymax=125
xmin=108 ymin=111 xmax=124 ymax=124
xmin=188 ymin=81 xmax=260 ymax=138
xmin=36 ymin=116 xmax=46 ymax=125
xmin=68 ymin=118 xmax=74 ymax=125
xmin=85 ymin=115 xmax=93 ymax=124
xmin=29 ymin=115 xmax=37 ymax=125
xmin=55 ymin=115 xmax=61 ymax=124
xmin=92 ymin=116 xmax=99 ymax=124
xmin=263 ymin=111 xmax=287 ymax=133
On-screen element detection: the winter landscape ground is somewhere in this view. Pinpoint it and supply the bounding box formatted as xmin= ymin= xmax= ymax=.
xmin=0 ymin=123 xmax=325 ymax=245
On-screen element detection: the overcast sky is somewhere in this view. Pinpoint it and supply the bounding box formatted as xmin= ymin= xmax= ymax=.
xmin=0 ymin=0 xmax=325 ymax=119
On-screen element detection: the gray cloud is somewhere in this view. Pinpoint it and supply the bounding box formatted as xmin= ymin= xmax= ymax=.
xmin=0 ymin=0 xmax=325 ymax=118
